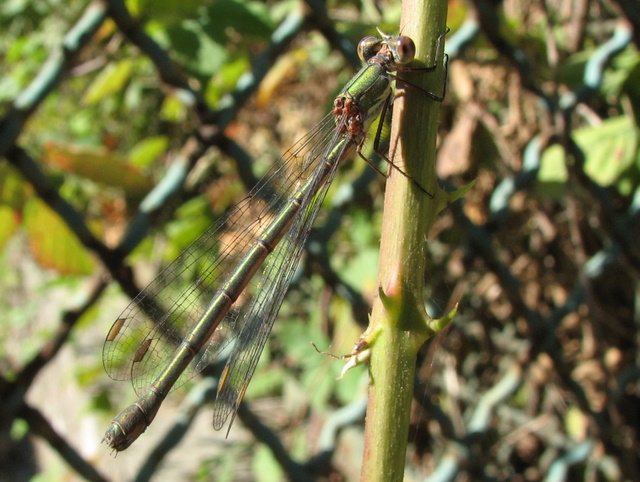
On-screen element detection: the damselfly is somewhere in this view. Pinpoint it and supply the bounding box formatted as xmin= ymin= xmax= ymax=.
xmin=102 ymin=31 xmax=446 ymax=451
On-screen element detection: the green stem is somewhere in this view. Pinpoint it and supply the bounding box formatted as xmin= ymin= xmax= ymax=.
xmin=360 ymin=0 xmax=449 ymax=480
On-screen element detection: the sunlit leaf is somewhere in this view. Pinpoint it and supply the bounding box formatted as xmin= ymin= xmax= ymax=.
xmin=245 ymin=367 xmax=285 ymax=400
xmin=128 ymin=136 xmax=169 ymax=167
xmin=0 ymin=205 xmax=20 ymax=249
xmin=0 ymin=165 xmax=28 ymax=249
xmin=74 ymin=359 xmax=104 ymax=389
xmin=166 ymin=20 xmax=228 ymax=77
xmin=43 ymin=142 xmax=153 ymax=195
xmin=256 ymin=49 xmax=307 ymax=108
xmin=23 ymin=198 xmax=95 ymax=275
xmin=565 ymin=405 xmax=587 ymax=439
xmin=252 ymin=445 xmax=283 ymax=482
xmin=602 ymin=48 xmax=640 ymax=99
xmin=539 ymin=116 xmax=639 ymax=194
xmin=10 ymin=419 xmax=29 ymax=440
xmin=83 ymin=59 xmax=135 ymax=105
xmin=160 ymin=93 xmax=188 ymax=122
xmin=0 ymin=163 xmax=28 ymax=209
xmin=205 ymin=57 xmax=250 ymax=106
xmin=163 ymin=196 xmax=213 ymax=259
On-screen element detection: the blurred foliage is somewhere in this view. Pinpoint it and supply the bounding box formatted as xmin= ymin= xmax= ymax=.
xmin=1 ymin=0 xmax=640 ymax=481
xmin=539 ymin=115 xmax=640 ymax=195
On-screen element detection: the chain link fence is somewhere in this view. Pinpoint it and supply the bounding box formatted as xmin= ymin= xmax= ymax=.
xmin=1 ymin=0 xmax=638 ymax=480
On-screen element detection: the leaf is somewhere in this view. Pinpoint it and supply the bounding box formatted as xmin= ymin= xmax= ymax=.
xmin=252 ymin=445 xmax=284 ymax=482
xmin=160 ymin=93 xmax=188 ymax=122
xmin=23 ymin=198 xmax=95 ymax=275
xmin=166 ymin=21 xmax=228 ymax=77
xmin=202 ymin=0 xmax=273 ymax=42
xmin=245 ymin=367 xmax=285 ymax=400
xmin=83 ymin=59 xmax=135 ymax=105
xmin=128 ymin=136 xmax=169 ymax=167
xmin=0 ymin=163 xmax=28 ymax=209
xmin=163 ymin=196 xmax=214 ymax=260
xmin=133 ymin=0 xmax=202 ymax=22
xmin=565 ymin=405 xmax=587 ymax=439
xmin=255 ymin=49 xmax=307 ymax=108
xmin=205 ymin=56 xmax=250 ymax=106
xmin=0 ymin=164 xmax=29 ymax=249
xmin=0 ymin=205 xmax=20 ymax=250
xmin=602 ymin=47 xmax=640 ymax=99
xmin=43 ymin=142 xmax=153 ymax=195
xmin=539 ymin=116 xmax=639 ymax=193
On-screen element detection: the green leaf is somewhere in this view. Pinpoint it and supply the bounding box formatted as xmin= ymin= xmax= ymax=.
xmin=339 ymin=245 xmax=379 ymax=295
xmin=166 ymin=20 xmax=228 ymax=77
xmin=252 ymin=445 xmax=284 ymax=482
xmin=164 ymin=196 xmax=213 ymax=259
xmin=0 ymin=163 xmax=28 ymax=209
xmin=23 ymin=198 xmax=95 ymax=275
xmin=160 ymin=93 xmax=188 ymax=122
xmin=277 ymin=319 xmax=327 ymax=367
xmin=539 ymin=116 xmax=639 ymax=194
xmin=83 ymin=59 xmax=135 ymax=105
xmin=10 ymin=418 xmax=29 ymax=440
xmin=205 ymin=56 xmax=250 ymax=106
xmin=245 ymin=366 xmax=285 ymax=400
xmin=0 ymin=205 xmax=20 ymax=250
xmin=565 ymin=405 xmax=587 ymax=438
xmin=128 ymin=136 xmax=169 ymax=167
xmin=133 ymin=0 xmax=202 ymax=22
xmin=202 ymin=0 xmax=274 ymax=41
xmin=602 ymin=47 xmax=640 ymax=99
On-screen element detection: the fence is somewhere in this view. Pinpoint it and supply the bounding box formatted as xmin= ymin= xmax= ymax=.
xmin=1 ymin=0 xmax=638 ymax=480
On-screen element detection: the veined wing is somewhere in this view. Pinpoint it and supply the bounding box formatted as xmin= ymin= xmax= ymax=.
xmin=211 ymin=119 xmax=355 ymax=431
xmin=102 ymin=112 xmax=341 ymax=396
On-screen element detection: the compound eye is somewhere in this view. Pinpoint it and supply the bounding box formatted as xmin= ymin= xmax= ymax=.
xmin=357 ymin=36 xmax=381 ymax=61
xmin=394 ymin=36 xmax=416 ymax=64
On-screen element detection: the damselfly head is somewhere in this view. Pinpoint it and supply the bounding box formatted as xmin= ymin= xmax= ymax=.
xmin=356 ymin=33 xmax=416 ymax=65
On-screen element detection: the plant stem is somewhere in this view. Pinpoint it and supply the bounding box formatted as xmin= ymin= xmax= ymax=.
xmin=360 ymin=0 xmax=449 ymax=480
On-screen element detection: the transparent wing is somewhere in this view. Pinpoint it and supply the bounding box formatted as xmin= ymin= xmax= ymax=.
xmin=211 ymin=126 xmax=353 ymax=431
xmin=102 ymin=112 xmax=344 ymax=396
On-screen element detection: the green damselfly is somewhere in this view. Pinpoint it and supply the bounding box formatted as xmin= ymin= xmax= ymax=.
xmin=102 ymin=31 xmax=446 ymax=451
